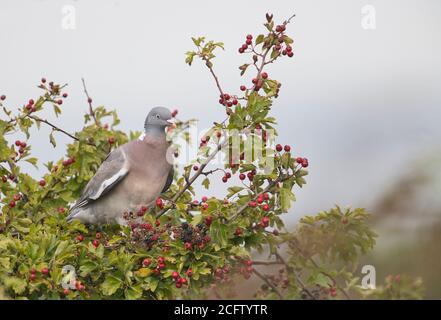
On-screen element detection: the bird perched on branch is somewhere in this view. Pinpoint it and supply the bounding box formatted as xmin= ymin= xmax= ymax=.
xmin=67 ymin=107 xmax=174 ymax=225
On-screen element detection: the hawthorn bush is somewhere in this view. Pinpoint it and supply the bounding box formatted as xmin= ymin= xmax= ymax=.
xmin=0 ymin=14 xmax=423 ymax=300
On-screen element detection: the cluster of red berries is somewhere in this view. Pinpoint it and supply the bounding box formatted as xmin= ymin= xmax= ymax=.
xmin=129 ymin=218 xmax=164 ymax=249
xmin=8 ymin=193 xmax=22 ymax=208
xmin=275 ymin=144 xmax=291 ymax=153
xmin=239 ymin=168 xmax=257 ymax=182
xmin=248 ymin=192 xmax=270 ymax=211
xmin=62 ymin=157 xmax=75 ymax=167
xmin=92 ymin=232 xmax=102 ymax=248
xmin=296 ymin=157 xmax=309 ymax=168
xmin=221 ymin=171 xmax=232 ymax=183
xmin=238 ymin=34 xmax=253 ymax=54
xmin=171 ymin=271 xmax=189 ymax=289
xmin=171 ymin=109 xmax=178 ymax=117
xmin=218 ymin=93 xmax=238 ymax=108
xmin=213 ymin=264 xmax=232 ymax=283
xmin=1 ymin=174 xmax=16 ymax=183
xmin=142 ymin=256 xmax=167 ymax=276
xmin=239 ymin=260 xmax=253 ymax=279
xmin=29 ymin=266 xmax=50 ymax=281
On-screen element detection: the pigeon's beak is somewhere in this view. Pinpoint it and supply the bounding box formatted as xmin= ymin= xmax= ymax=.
xmin=165 ymin=120 xmax=174 ymax=126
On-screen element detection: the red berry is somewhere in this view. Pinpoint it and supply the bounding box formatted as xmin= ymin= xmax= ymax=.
xmin=180 ymin=278 xmax=188 ymax=284
xmin=246 ymin=39 xmax=252 ymax=45
xmin=30 ymin=273 xmax=36 ymax=281
xmin=263 ymin=193 xmax=269 ymax=201
xmin=39 ymin=179 xmax=46 ymax=187
xmin=92 ymin=239 xmax=99 ymax=247
xmin=30 ymin=268 xmax=36 ymax=274
xmin=193 ymin=165 xmax=199 ymax=171
xmin=257 ymin=196 xmax=263 ymax=204
xmin=252 ymin=78 xmax=258 ymax=84
xmin=201 ymin=196 xmax=208 ymax=202
xmin=28 ymin=99 xmax=34 ymax=106
xmin=232 ymin=99 xmax=238 ymax=105
xmin=201 ymin=203 xmax=209 ymax=210
xmin=158 ymin=257 xmax=165 ymax=264
xmin=296 ymin=157 xmax=304 ymax=164
xmin=248 ymin=201 xmax=257 ymax=208
xmin=155 ymin=198 xmax=163 ymax=208
xmin=238 ymin=47 xmax=244 ymax=54
xmin=288 ymin=51 xmax=294 ymax=57
xmin=276 ymin=144 xmax=283 ymax=152
xmin=262 ymin=204 xmax=270 ymax=211
xmin=2 ymin=176 xmax=7 ymax=182
xmin=87 ymin=97 xmax=92 ymax=103
xmin=186 ymin=268 xmax=193 ymax=277
xmin=239 ymin=173 xmax=246 ymax=180
xmin=205 ymin=216 xmax=213 ymax=226
xmin=171 ymin=109 xmax=178 ymax=117
xmin=76 ymin=234 xmax=84 ymax=242
xmin=261 ymin=72 xmax=268 ymax=79
xmin=0 ymin=95 xmax=5 ymax=101
xmin=57 ymin=99 xmax=63 ymax=105
xmin=63 ymin=288 xmax=70 ymax=295
xmin=284 ymin=145 xmax=291 ymax=152
xmin=245 ymin=260 xmax=253 ymax=266
xmin=222 ymin=176 xmax=228 ymax=183
xmin=240 ymin=85 xmax=246 ymax=91
xmin=246 ymin=34 xmax=253 ymax=40
xmin=108 ymin=137 xmax=115 ymax=144
xmin=142 ymin=258 xmax=151 ymax=266
xmin=58 ymin=207 xmax=66 ymax=214
xmin=95 ymin=232 xmax=101 ymax=239
xmin=301 ymin=158 xmax=309 ymax=168
xmin=155 ymin=219 xmax=161 ymax=227
xmin=8 ymin=201 xmax=16 ymax=208
xmin=235 ymin=227 xmax=243 ymax=236
xmin=262 ymin=216 xmax=270 ymax=225
xmin=158 ymin=262 xmax=166 ymax=269
xmin=62 ymin=93 xmax=68 ymax=98
xmin=172 ymin=271 xmax=179 ymax=279
xmin=15 ymin=140 xmax=21 ymax=146
xmin=41 ymin=267 xmax=49 ymax=275
xmin=175 ymin=282 xmax=182 ymax=288
xmin=20 ymin=141 xmax=27 ymax=148
xmin=241 ymin=44 xmax=248 ymax=50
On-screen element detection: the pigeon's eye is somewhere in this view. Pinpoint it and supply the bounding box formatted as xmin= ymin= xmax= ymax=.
xmin=155 ymin=114 xmax=161 ymax=119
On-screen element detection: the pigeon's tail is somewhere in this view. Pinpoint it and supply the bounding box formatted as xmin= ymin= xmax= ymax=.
xmin=66 ymin=206 xmax=88 ymax=223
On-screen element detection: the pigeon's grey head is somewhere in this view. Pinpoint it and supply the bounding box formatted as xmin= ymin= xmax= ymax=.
xmin=144 ymin=107 xmax=173 ymax=132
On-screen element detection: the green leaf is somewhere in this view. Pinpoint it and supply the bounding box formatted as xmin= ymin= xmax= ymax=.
xmin=101 ymin=275 xmax=123 ymax=296
xmin=202 ymin=177 xmax=210 ymax=189
xmin=279 ymin=188 xmax=295 ymax=212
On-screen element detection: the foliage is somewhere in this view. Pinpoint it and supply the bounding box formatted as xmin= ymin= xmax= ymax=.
xmin=0 ymin=14 xmax=423 ymax=300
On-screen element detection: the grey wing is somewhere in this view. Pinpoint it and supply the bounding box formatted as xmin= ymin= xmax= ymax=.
xmin=70 ymin=148 xmax=130 ymax=211
xmin=161 ymin=167 xmax=174 ymax=193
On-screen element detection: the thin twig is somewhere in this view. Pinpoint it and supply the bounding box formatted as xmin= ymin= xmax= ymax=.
xmin=81 ymin=78 xmax=99 ymax=126
xmin=288 ymin=239 xmax=352 ymax=300
xmin=275 ymin=251 xmax=316 ymax=300
xmin=252 ymin=268 xmax=283 ymax=299
xmin=27 ymin=115 xmax=79 ymax=142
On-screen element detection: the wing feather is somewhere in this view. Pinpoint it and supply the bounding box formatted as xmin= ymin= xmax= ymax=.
xmin=70 ymin=148 xmax=129 ymax=211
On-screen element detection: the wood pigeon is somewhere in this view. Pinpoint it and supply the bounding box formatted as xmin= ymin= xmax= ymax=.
xmin=67 ymin=107 xmax=174 ymax=225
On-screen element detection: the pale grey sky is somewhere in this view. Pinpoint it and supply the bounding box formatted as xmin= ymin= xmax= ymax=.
xmin=1 ymin=0 xmax=440 ymax=220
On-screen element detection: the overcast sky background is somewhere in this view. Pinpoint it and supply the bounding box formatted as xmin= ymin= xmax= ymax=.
xmin=1 ymin=0 xmax=440 ymax=222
